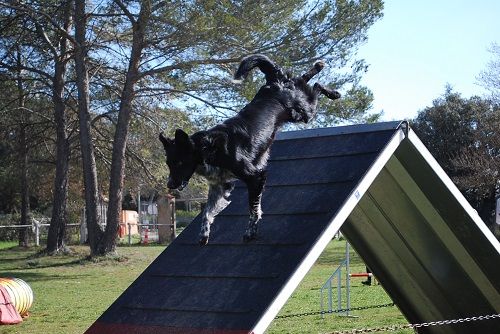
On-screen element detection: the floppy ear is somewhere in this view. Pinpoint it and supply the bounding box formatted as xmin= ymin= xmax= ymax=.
xmin=200 ymin=131 xmax=228 ymax=163
xmin=233 ymin=54 xmax=285 ymax=85
xmin=174 ymin=129 xmax=193 ymax=149
xmin=159 ymin=132 xmax=173 ymax=150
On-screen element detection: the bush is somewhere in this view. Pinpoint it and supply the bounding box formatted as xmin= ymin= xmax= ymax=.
xmin=176 ymin=210 xmax=199 ymax=228
xmin=0 ymin=214 xmax=22 ymax=241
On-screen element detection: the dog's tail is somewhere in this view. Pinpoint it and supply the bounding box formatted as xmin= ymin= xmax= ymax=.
xmin=233 ymin=54 xmax=285 ymax=84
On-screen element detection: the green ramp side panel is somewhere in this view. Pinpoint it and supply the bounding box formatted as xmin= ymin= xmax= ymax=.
xmin=86 ymin=122 xmax=500 ymax=334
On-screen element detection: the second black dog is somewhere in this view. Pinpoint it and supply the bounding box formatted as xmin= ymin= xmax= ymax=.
xmin=159 ymin=54 xmax=340 ymax=245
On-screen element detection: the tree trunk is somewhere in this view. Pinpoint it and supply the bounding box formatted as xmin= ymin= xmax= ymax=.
xmin=46 ymin=61 xmax=70 ymax=253
xmin=46 ymin=0 xmax=72 ymax=254
xmin=100 ymin=0 xmax=151 ymax=255
xmin=16 ymin=49 xmax=29 ymax=247
xmin=74 ymin=0 xmax=103 ymax=256
xmin=18 ymin=99 xmax=30 ymax=247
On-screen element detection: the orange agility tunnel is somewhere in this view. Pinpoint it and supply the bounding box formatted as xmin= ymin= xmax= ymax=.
xmin=0 ymin=277 xmax=34 ymax=316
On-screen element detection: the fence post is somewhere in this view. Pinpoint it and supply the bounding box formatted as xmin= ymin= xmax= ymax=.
xmin=34 ymin=221 xmax=40 ymax=247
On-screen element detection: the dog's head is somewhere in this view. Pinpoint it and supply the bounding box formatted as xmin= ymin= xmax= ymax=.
xmin=159 ymin=129 xmax=198 ymax=191
xmin=234 ymin=54 xmax=341 ymax=123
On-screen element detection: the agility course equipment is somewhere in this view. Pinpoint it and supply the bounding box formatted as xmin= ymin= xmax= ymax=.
xmin=86 ymin=121 xmax=500 ymax=334
xmin=0 ymin=277 xmax=34 ymax=316
xmin=320 ymin=241 xmax=353 ymax=318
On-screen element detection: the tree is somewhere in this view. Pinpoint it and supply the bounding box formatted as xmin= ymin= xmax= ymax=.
xmin=412 ymin=89 xmax=500 ymax=235
xmin=88 ymin=0 xmax=384 ymax=255
xmin=478 ymin=43 xmax=500 ymax=104
xmin=0 ymin=75 xmax=55 ymax=217
xmin=2 ymin=0 xmax=385 ymax=255
xmin=0 ymin=0 xmax=76 ymax=252
xmin=74 ymin=0 xmax=103 ymax=256
xmin=45 ymin=0 xmax=74 ymax=254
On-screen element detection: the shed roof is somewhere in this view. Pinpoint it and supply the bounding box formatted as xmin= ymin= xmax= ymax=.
xmin=86 ymin=121 xmax=500 ymax=334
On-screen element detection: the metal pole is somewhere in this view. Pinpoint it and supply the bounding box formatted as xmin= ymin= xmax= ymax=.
xmin=328 ymin=279 xmax=333 ymax=313
xmin=346 ymin=242 xmax=351 ymax=316
xmin=320 ymin=289 xmax=324 ymax=319
xmin=337 ymin=267 xmax=342 ymax=312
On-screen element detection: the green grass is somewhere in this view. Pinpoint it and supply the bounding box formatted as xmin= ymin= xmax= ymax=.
xmin=0 ymin=240 xmax=413 ymax=334
xmin=0 ymin=244 xmax=165 ymax=334
xmin=0 ymin=241 xmax=17 ymax=250
xmin=267 ymin=240 xmax=412 ymax=333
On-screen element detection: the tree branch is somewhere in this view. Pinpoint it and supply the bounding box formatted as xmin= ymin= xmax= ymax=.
xmin=0 ymin=60 xmax=53 ymax=81
xmin=112 ymin=0 xmax=136 ymax=24
xmin=0 ymin=1 xmax=78 ymax=46
xmin=137 ymin=87 xmax=237 ymax=112
xmin=139 ymin=57 xmax=240 ymax=78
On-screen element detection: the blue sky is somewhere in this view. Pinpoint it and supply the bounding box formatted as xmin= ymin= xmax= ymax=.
xmin=357 ymin=0 xmax=500 ymax=121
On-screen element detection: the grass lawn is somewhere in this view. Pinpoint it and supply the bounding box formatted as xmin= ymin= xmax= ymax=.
xmin=0 ymin=240 xmax=413 ymax=334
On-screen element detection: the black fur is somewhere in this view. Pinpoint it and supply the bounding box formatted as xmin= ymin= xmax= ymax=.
xmin=159 ymin=54 xmax=340 ymax=245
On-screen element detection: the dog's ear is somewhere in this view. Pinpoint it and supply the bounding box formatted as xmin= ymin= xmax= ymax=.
xmin=174 ymin=129 xmax=193 ymax=150
xmin=159 ymin=132 xmax=173 ymax=150
xmin=234 ymin=54 xmax=285 ymax=85
xmin=200 ymin=131 xmax=228 ymax=163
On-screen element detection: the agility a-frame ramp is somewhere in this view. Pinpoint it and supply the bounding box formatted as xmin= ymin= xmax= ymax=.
xmin=86 ymin=121 xmax=500 ymax=334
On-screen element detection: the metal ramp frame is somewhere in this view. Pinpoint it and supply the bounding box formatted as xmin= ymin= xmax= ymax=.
xmin=86 ymin=121 xmax=500 ymax=334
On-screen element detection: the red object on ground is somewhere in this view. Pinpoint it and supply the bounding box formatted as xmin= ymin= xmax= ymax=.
xmin=0 ymin=286 xmax=22 ymax=325
xmin=350 ymin=273 xmax=373 ymax=277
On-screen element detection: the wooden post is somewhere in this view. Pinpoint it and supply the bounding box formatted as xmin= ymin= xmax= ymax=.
xmin=157 ymin=194 xmax=175 ymax=243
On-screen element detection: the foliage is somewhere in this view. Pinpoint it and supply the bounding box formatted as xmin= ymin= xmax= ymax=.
xmin=0 ymin=0 xmax=385 ymax=254
xmin=0 ymin=214 xmax=21 ymax=241
xmin=412 ymin=88 xmax=500 ymax=228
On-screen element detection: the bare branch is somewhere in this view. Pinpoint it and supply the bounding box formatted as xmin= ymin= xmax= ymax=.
xmin=137 ymin=87 xmax=237 ymax=112
xmin=140 ymin=57 xmax=240 ymax=78
xmin=34 ymin=21 xmax=58 ymax=58
xmin=112 ymin=0 xmax=136 ymax=24
xmin=0 ymin=60 xmax=53 ymax=81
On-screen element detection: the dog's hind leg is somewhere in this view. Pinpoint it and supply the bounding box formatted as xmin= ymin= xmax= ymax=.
xmin=199 ymin=182 xmax=233 ymax=245
xmin=243 ymin=171 xmax=267 ymax=242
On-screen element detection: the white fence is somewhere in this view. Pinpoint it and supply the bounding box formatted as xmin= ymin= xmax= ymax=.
xmin=0 ymin=218 xmax=80 ymax=246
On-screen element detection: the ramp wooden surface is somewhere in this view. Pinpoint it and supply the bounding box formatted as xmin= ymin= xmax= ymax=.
xmin=86 ymin=122 xmax=500 ymax=334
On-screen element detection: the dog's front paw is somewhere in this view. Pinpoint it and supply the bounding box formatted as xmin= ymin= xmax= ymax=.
xmin=199 ymin=236 xmax=209 ymax=246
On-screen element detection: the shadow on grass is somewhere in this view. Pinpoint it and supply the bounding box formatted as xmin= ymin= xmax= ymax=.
xmin=1 ymin=257 xmax=90 ymax=271
xmin=0 ymin=271 xmax=90 ymax=283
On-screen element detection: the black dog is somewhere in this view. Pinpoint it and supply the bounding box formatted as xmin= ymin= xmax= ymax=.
xmin=159 ymin=54 xmax=340 ymax=245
